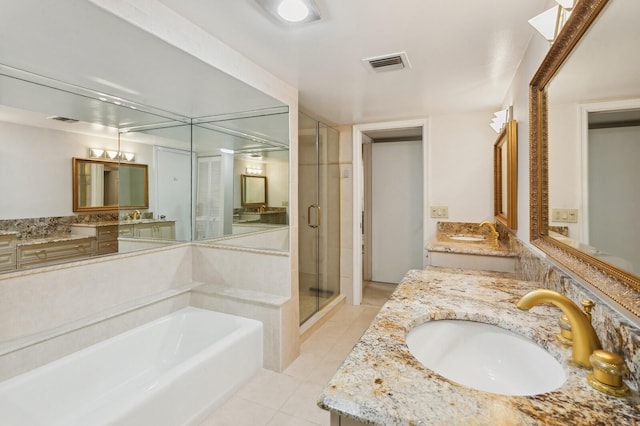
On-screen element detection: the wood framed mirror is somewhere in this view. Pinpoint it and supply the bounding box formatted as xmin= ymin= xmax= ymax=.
xmin=72 ymin=158 xmax=148 ymax=212
xmin=530 ymin=0 xmax=640 ymax=318
xmin=494 ymin=120 xmax=517 ymax=230
xmin=241 ymin=174 xmax=267 ymax=206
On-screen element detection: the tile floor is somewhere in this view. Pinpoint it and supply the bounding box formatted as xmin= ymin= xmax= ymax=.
xmin=199 ymin=281 xmax=396 ymax=426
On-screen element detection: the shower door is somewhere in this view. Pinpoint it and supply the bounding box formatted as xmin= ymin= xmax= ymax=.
xmin=299 ymin=113 xmax=341 ymax=324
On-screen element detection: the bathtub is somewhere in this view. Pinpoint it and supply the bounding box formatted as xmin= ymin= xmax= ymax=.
xmin=0 ymin=307 xmax=263 ymax=425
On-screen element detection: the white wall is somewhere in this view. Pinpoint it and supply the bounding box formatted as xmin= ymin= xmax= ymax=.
xmin=428 ymin=111 xmax=497 ymax=236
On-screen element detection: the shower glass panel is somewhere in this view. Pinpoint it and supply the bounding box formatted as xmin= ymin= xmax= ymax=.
xmin=299 ymin=113 xmax=340 ymax=324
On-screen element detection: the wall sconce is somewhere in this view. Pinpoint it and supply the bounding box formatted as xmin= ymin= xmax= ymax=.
xmin=106 ymin=150 xmax=119 ymax=160
xmin=89 ymin=148 xmax=135 ymax=162
xmin=529 ymin=0 xmax=576 ymax=42
xmin=489 ymin=107 xmax=512 ymax=133
xmin=256 ymin=0 xmax=321 ymax=24
xmin=246 ymin=167 xmax=263 ymax=175
xmin=89 ymin=148 xmax=104 ymax=158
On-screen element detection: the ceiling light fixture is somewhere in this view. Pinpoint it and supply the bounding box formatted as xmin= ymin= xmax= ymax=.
xmin=256 ymin=0 xmax=321 ymax=24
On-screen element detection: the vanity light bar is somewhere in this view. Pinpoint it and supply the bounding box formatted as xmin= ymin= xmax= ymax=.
xmin=246 ymin=168 xmax=263 ymax=175
xmin=89 ymin=148 xmax=135 ymax=162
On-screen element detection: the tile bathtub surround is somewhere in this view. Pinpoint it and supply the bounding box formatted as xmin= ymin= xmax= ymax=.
xmin=319 ymin=268 xmax=640 ymax=425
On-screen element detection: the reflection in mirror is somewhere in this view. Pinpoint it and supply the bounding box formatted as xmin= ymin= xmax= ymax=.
xmin=192 ymin=112 xmax=289 ymax=241
xmin=493 ymin=120 xmax=517 ymax=230
xmin=0 ymin=60 xmax=289 ymax=273
xmin=118 ymin=123 xmax=192 ymax=249
xmin=242 ymin=175 xmax=267 ymax=206
xmin=530 ymin=0 xmax=640 ymax=317
xmin=73 ymin=158 xmax=148 ymax=212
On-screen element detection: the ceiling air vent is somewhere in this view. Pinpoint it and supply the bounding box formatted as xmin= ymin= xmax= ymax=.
xmin=47 ymin=116 xmax=79 ymax=124
xmin=362 ymin=52 xmax=411 ymax=73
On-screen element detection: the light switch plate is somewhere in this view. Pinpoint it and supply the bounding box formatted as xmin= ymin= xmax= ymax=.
xmin=551 ymin=208 xmax=578 ymax=223
xmin=430 ymin=206 xmax=449 ymax=218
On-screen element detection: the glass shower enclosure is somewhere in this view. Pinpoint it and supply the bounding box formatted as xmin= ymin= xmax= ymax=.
xmin=298 ymin=112 xmax=341 ymax=324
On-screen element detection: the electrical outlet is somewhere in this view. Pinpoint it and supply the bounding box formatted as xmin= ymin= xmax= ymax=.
xmin=282 ymin=201 xmax=289 ymax=207
xmin=430 ymin=206 xmax=448 ymax=218
xmin=551 ymin=208 xmax=578 ymax=223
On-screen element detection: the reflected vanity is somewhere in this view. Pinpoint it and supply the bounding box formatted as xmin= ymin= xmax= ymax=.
xmin=530 ymin=0 xmax=640 ymax=318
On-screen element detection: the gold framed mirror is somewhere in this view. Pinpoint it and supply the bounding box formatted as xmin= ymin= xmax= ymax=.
xmin=530 ymin=0 xmax=640 ymax=318
xmin=240 ymin=174 xmax=267 ymax=206
xmin=72 ymin=158 xmax=149 ymax=212
xmin=494 ymin=120 xmax=517 ymax=230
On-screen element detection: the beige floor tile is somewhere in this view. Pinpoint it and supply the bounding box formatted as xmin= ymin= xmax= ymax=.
xmin=199 ymin=395 xmax=276 ymax=426
xmin=282 ymin=350 xmax=324 ymax=379
xmin=266 ymin=411 xmax=325 ymax=426
xmin=237 ymin=369 xmax=302 ymax=410
xmin=279 ymin=381 xmax=331 ymax=425
xmin=300 ymin=332 xmax=339 ymax=357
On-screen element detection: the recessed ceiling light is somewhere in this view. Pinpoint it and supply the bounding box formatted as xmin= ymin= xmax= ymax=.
xmin=256 ymin=0 xmax=320 ymax=24
xmin=278 ymin=0 xmax=308 ymax=22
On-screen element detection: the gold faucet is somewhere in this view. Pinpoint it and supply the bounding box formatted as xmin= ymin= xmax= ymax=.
xmin=479 ymin=221 xmax=499 ymax=247
xmin=517 ymin=289 xmax=601 ymax=368
xmin=132 ymin=210 xmax=141 ymax=220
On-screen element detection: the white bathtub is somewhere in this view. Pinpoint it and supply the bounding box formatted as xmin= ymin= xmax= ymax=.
xmin=0 ymin=307 xmax=263 ymax=425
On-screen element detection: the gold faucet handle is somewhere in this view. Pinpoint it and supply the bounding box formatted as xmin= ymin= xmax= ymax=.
xmin=557 ymin=314 xmax=573 ymax=345
xmin=587 ymin=350 xmax=630 ymax=397
xmin=581 ymin=299 xmax=595 ymax=322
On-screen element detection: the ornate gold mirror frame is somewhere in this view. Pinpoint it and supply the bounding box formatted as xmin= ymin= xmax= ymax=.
xmin=494 ymin=120 xmax=517 ymax=230
xmin=530 ymin=0 xmax=640 ymax=318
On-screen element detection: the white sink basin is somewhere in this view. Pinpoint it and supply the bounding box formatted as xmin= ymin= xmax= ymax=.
xmin=448 ymin=234 xmax=486 ymax=242
xmin=406 ymin=320 xmax=566 ymax=396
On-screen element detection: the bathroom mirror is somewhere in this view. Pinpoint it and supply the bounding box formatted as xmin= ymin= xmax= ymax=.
xmin=530 ymin=0 xmax=640 ymax=318
xmin=241 ymin=175 xmax=267 ymax=206
xmin=494 ymin=120 xmax=517 ymax=230
xmin=0 ymin=0 xmax=290 ymax=273
xmin=73 ymin=158 xmax=148 ymax=212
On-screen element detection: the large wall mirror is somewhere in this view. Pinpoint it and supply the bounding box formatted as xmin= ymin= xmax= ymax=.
xmin=72 ymin=158 xmax=149 ymax=212
xmin=494 ymin=120 xmax=517 ymax=230
xmin=530 ymin=0 xmax=640 ymax=318
xmin=0 ymin=1 xmax=290 ymax=274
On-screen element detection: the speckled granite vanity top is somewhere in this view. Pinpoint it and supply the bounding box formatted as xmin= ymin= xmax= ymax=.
xmin=16 ymin=234 xmax=93 ymax=246
xmin=318 ymin=268 xmax=640 ymax=425
xmin=427 ymin=237 xmax=515 ymax=257
xmin=427 ymin=221 xmax=516 ymax=257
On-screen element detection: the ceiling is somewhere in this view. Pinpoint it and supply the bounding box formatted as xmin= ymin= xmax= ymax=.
xmin=157 ymin=0 xmax=549 ymax=125
xmin=0 ymin=0 xmax=549 ymax=129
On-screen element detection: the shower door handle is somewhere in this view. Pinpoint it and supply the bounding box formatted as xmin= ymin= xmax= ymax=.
xmin=307 ymin=204 xmax=321 ymax=228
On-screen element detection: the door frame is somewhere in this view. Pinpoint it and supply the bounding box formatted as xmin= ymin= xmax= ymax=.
xmin=352 ymin=119 xmax=429 ymax=305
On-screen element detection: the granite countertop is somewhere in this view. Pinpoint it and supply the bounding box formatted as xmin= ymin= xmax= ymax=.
xmin=71 ymin=221 xmax=119 ymax=228
xmin=318 ymin=268 xmax=640 ymax=425
xmin=427 ymin=237 xmax=515 ymax=257
xmin=0 ymin=231 xmax=19 ymax=237
xmin=118 ymin=219 xmax=175 ymax=225
xmin=16 ymin=234 xmax=94 ymax=246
